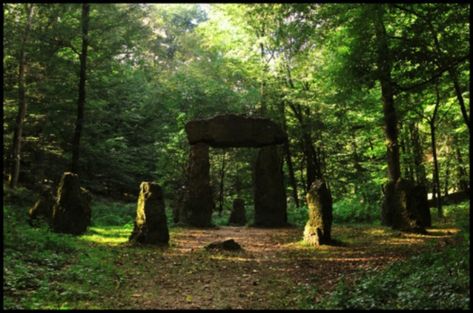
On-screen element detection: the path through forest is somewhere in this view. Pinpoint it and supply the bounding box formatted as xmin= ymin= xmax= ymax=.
xmin=103 ymin=225 xmax=459 ymax=309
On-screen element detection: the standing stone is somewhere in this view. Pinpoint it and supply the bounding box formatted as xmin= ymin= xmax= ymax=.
xmin=181 ymin=143 xmax=214 ymax=227
xmin=129 ymin=182 xmax=169 ymax=245
xmin=411 ymin=184 xmax=431 ymax=228
xmin=254 ymin=145 xmax=287 ymax=227
xmin=228 ymin=198 xmax=246 ymax=226
xmin=381 ymin=180 xmax=396 ymax=226
xmin=51 ymin=172 xmax=91 ymax=235
xmin=29 ymin=185 xmax=55 ymax=226
xmin=304 ymin=179 xmax=333 ymax=246
xmin=393 ymin=179 xmax=427 ymax=233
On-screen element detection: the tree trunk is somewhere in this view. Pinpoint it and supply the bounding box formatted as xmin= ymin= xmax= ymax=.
xmin=288 ymin=103 xmax=323 ymax=190
xmin=454 ymin=143 xmax=469 ymax=193
xmin=278 ymin=100 xmax=299 ymax=207
xmin=399 ymin=125 xmax=412 ymax=180
xmin=218 ymin=152 xmax=226 ymax=216
xmin=430 ymin=121 xmax=443 ymax=218
xmin=373 ymin=6 xmax=401 ymax=183
xmin=448 ymin=68 xmax=470 ymax=131
xmin=444 ymin=153 xmax=450 ymax=198
xmin=373 ymin=6 xmax=402 ymax=227
xmin=70 ymin=3 xmax=90 ymax=174
xmin=410 ymin=122 xmax=426 ymax=185
xmin=9 ymin=4 xmax=34 ymax=189
xmin=258 ymin=24 xmax=267 ymax=116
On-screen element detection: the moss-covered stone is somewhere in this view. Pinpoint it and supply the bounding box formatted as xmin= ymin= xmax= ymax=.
xmin=129 ymin=182 xmax=169 ymax=245
xmin=51 ymin=172 xmax=91 ymax=235
xmin=303 ymin=179 xmax=333 ymax=246
xmin=181 ymin=143 xmax=214 ymax=227
xmin=228 ymin=198 xmax=246 ymax=226
xmin=28 ymin=185 xmax=55 ymax=226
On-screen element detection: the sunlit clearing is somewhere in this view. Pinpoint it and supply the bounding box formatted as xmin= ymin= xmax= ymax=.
xmin=283 ymin=240 xmax=334 ymax=251
xmin=80 ymin=226 xmax=132 ymax=246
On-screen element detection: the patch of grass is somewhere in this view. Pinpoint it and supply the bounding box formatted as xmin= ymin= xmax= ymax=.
xmin=91 ymin=197 xmax=136 ymax=226
xmin=431 ymin=201 xmax=470 ymax=232
xmin=313 ymin=233 xmax=470 ymax=310
xmin=3 ymin=193 xmax=128 ymax=309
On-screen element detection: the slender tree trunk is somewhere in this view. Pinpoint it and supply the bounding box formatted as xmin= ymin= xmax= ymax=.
xmin=218 ymin=152 xmax=226 ymax=216
xmin=300 ymin=154 xmax=306 ymax=194
xmin=373 ymin=6 xmax=401 ymax=183
xmin=71 ymin=3 xmax=90 ymax=174
xmin=410 ymin=122 xmax=426 ymax=185
xmin=448 ymin=68 xmax=470 ymax=130
xmin=454 ymin=143 xmax=469 ymax=193
xmin=444 ymin=153 xmax=450 ymax=198
xmin=399 ymin=125 xmax=412 ymax=180
xmin=430 ymin=83 xmax=443 ymax=218
xmin=430 ymin=121 xmax=443 ymax=218
xmin=258 ymin=23 xmax=266 ymax=116
xmin=279 ymin=102 xmax=300 ymax=207
xmin=9 ymin=4 xmax=34 ymax=189
xmin=373 ymin=5 xmax=402 ymax=227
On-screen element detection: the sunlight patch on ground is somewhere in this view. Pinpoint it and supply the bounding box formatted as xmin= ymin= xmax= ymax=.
xmin=80 ymin=226 xmax=131 ymax=246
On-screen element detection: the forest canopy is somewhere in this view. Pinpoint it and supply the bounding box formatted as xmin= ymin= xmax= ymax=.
xmin=3 ymin=3 xmax=469 ymax=215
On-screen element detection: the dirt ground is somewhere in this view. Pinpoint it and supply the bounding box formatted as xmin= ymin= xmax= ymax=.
xmin=108 ymin=225 xmax=458 ymax=309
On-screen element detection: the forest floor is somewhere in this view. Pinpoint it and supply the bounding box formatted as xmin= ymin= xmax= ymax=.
xmin=89 ymin=223 xmax=461 ymax=309
xmin=4 ymin=191 xmax=468 ymax=310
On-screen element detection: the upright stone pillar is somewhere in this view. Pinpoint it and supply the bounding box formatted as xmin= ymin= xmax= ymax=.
xmin=412 ymin=184 xmax=431 ymax=228
xmin=228 ymin=198 xmax=246 ymax=226
xmin=254 ymin=145 xmax=287 ymax=227
xmin=392 ymin=179 xmax=427 ymax=233
xmin=181 ymin=143 xmax=214 ymax=227
xmin=51 ymin=172 xmax=91 ymax=235
xmin=303 ymin=179 xmax=333 ymax=246
xmin=129 ymin=182 xmax=169 ymax=245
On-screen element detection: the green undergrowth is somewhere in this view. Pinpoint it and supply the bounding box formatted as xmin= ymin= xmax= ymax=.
xmin=3 ymin=188 xmax=138 ymax=309
xmin=311 ymin=201 xmax=470 ymax=310
xmin=3 ymin=202 xmax=123 ymax=309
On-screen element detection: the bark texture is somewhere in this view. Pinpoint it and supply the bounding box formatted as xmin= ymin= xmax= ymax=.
xmin=70 ymin=3 xmax=89 ymax=174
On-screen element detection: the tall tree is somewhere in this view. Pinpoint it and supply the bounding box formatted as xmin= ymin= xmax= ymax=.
xmin=70 ymin=3 xmax=90 ymax=174
xmin=9 ymin=3 xmax=35 ymax=188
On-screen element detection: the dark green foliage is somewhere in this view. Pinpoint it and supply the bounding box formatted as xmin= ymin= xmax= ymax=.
xmin=90 ymin=198 xmax=136 ymax=226
xmin=287 ymin=204 xmax=309 ymax=227
xmin=3 ymin=201 xmax=117 ymax=309
xmin=332 ymin=196 xmax=379 ymax=224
